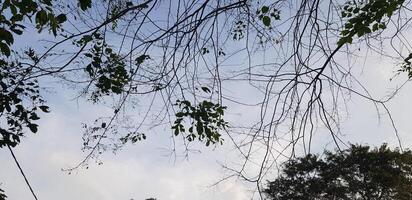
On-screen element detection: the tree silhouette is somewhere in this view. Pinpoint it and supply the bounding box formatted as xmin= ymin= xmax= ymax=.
xmin=264 ymin=144 xmax=412 ymax=199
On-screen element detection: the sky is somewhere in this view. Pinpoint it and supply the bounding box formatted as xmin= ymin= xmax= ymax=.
xmin=0 ymin=87 xmax=252 ymax=200
xmin=2 ymin=1 xmax=412 ymax=200
xmin=1 ymin=50 xmax=412 ymax=200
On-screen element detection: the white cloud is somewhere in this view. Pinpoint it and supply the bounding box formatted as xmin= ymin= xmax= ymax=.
xmin=0 ymin=99 xmax=251 ymax=200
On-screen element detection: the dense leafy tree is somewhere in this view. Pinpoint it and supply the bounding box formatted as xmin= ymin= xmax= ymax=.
xmin=264 ymin=144 xmax=412 ymax=200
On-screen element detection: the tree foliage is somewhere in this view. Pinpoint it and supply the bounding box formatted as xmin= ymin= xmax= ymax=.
xmin=338 ymin=0 xmax=404 ymax=45
xmin=0 ymin=0 xmax=67 ymax=56
xmin=172 ymin=100 xmax=227 ymax=146
xmin=0 ymin=0 xmax=66 ymax=148
xmin=0 ymin=50 xmax=50 ymax=148
xmin=264 ymin=144 xmax=412 ymax=200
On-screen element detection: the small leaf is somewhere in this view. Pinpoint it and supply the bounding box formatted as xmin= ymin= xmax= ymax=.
xmin=0 ymin=28 xmax=14 ymax=45
xmin=174 ymin=127 xmax=179 ymax=136
xmin=35 ymin=10 xmax=48 ymax=26
xmin=29 ymin=113 xmax=40 ymax=120
xmin=261 ymin=6 xmax=269 ymax=13
xmin=201 ymin=87 xmax=211 ymax=93
xmin=56 ymin=14 xmax=67 ymax=23
xmin=175 ymin=112 xmax=185 ymax=117
xmin=10 ymin=27 xmax=23 ymax=35
xmin=39 ymin=105 xmax=50 ymax=113
xmin=12 ymin=134 xmax=20 ymax=143
xmin=82 ymin=35 xmax=93 ymax=43
xmin=79 ymin=0 xmax=92 ymax=11
xmin=105 ymin=48 xmax=112 ymax=54
xmin=262 ymin=16 xmax=271 ymax=27
xmin=28 ymin=123 xmax=38 ymax=133
xmin=135 ymin=54 xmax=150 ymax=65
xmin=196 ymin=121 xmax=204 ymax=135
xmin=0 ymin=42 xmax=11 ymax=57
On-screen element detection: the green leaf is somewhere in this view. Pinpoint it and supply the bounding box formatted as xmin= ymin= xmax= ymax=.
xmin=84 ymin=53 xmax=93 ymax=58
xmin=79 ymin=0 xmax=92 ymax=11
xmin=201 ymin=87 xmax=211 ymax=93
xmin=175 ymin=112 xmax=185 ymax=117
xmin=39 ymin=105 xmax=50 ymax=113
xmin=12 ymin=134 xmax=20 ymax=143
xmin=10 ymin=14 xmax=23 ymax=22
xmin=56 ymin=14 xmax=67 ymax=23
xmin=10 ymin=27 xmax=23 ymax=35
xmin=0 ymin=42 xmax=11 ymax=57
xmin=111 ymin=86 xmax=122 ymax=94
xmin=0 ymin=28 xmax=14 ymax=45
xmin=105 ymin=48 xmax=112 ymax=54
xmin=82 ymin=35 xmax=93 ymax=43
xmin=262 ymin=16 xmax=271 ymax=27
xmin=174 ymin=126 xmax=179 ymax=136
xmin=196 ymin=121 xmax=203 ymax=135
xmin=29 ymin=113 xmax=40 ymax=120
xmin=372 ymin=23 xmax=379 ymax=31
xmin=126 ymin=2 xmax=134 ymax=7
xmin=135 ymin=54 xmax=150 ymax=64
xmin=261 ymin=6 xmax=269 ymax=13
xmin=35 ymin=10 xmax=48 ymax=26
xmin=28 ymin=123 xmax=38 ymax=133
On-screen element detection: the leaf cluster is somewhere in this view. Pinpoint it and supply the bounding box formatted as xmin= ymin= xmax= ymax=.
xmin=0 ymin=53 xmax=49 ymax=147
xmin=231 ymin=20 xmax=247 ymax=40
xmin=119 ymin=132 xmax=146 ymax=144
xmin=257 ymin=5 xmax=280 ymax=27
xmin=338 ymin=0 xmax=404 ymax=46
xmin=172 ymin=99 xmax=228 ymax=146
xmin=0 ymin=0 xmax=68 ymax=56
xmin=399 ymin=53 xmax=412 ymax=78
xmin=79 ymin=32 xmax=130 ymax=102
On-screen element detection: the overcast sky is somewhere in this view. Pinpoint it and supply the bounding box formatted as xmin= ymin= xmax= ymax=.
xmin=2 ymin=51 xmax=412 ymax=200
xmin=2 ymin=2 xmax=412 ymax=200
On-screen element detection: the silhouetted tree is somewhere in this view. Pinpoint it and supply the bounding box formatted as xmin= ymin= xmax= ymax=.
xmin=264 ymin=144 xmax=412 ymax=199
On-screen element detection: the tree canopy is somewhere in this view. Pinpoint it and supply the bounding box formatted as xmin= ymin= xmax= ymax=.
xmin=264 ymin=144 xmax=412 ymax=200
xmin=1 ymin=0 xmax=412 ymax=196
